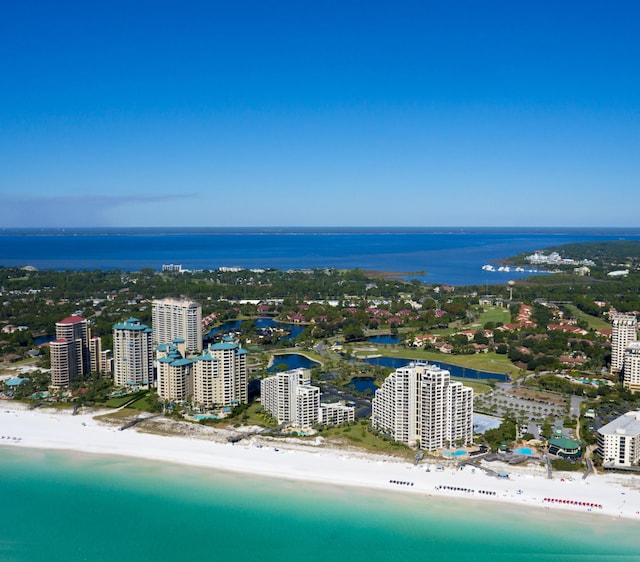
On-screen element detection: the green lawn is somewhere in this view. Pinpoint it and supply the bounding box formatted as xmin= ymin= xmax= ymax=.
xmin=563 ymin=304 xmax=610 ymax=331
xmin=101 ymin=390 xmax=148 ymax=408
xmin=452 ymin=378 xmax=492 ymax=394
xmin=477 ymin=306 xmax=511 ymax=326
xmin=230 ymin=401 xmax=276 ymax=427
xmin=355 ymin=347 xmax=520 ymax=377
xmin=317 ymin=421 xmax=413 ymax=459
xmin=124 ymin=391 xmax=158 ymax=412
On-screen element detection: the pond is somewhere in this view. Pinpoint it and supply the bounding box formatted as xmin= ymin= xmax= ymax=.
xmin=367 ymin=334 xmax=400 ymax=345
xmin=268 ymin=353 xmax=320 ymax=372
xmin=359 ymin=356 xmax=509 ymax=382
xmin=347 ymin=376 xmax=378 ymax=395
xmin=34 ymin=335 xmax=55 ymax=345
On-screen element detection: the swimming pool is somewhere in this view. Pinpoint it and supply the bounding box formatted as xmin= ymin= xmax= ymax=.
xmin=193 ymin=414 xmax=220 ymax=421
xmin=512 ymin=447 xmax=534 ymax=455
xmin=443 ymin=450 xmax=468 ymax=457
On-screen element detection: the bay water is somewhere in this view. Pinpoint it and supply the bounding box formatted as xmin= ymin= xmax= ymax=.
xmin=3 ymin=227 xmax=640 ymax=285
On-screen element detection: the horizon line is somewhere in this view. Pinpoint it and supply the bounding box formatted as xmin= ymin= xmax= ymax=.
xmin=3 ymin=225 xmax=640 ymax=231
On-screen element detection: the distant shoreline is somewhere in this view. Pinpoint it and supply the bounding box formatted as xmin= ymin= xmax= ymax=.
xmin=363 ymin=270 xmax=426 ymax=279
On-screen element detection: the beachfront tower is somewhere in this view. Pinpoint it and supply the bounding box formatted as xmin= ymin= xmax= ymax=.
xmin=192 ymin=337 xmax=248 ymax=407
xmin=112 ymin=318 xmax=154 ymax=387
xmin=55 ymin=315 xmax=89 ymax=372
xmin=156 ymin=341 xmax=193 ymax=402
xmin=50 ymin=315 xmax=92 ymax=387
xmin=260 ymin=368 xmax=320 ymax=429
xmin=611 ymin=313 xmax=637 ymax=375
xmin=49 ymin=338 xmax=75 ymax=388
xmin=152 ymin=297 xmax=203 ymax=353
xmin=371 ymin=362 xmax=473 ymax=451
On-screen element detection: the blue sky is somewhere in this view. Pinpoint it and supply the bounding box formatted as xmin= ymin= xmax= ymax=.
xmin=1 ymin=1 xmax=638 ymax=227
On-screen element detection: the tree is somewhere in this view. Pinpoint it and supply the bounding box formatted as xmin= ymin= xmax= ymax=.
xmin=540 ymin=419 xmax=553 ymax=440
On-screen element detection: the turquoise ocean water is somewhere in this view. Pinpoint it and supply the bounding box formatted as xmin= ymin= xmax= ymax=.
xmin=0 ymin=448 xmax=638 ymax=561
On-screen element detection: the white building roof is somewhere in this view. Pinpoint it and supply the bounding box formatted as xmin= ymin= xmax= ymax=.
xmin=598 ymin=411 xmax=640 ymax=437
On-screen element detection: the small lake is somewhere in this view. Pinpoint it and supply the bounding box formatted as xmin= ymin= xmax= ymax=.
xmin=367 ymin=334 xmax=400 ymax=345
xmin=207 ymin=317 xmax=305 ymax=341
xmin=360 ymin=356 xmax=509 ymax=382
xmin=347 ymin=376 xmax=378 ymax=394
xmin=268 ymin=353 xmax=320 ymax=372
xmin=34 ymin=335 xmax=55 ymax=345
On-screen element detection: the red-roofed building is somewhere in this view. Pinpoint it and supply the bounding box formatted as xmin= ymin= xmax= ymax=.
xmin=289 ymin=314 xmax=306 ymax=323
xmin=57 ymin=315 xmax=86 ymax=325
xmin=52 ymin=315 xmax=90 ymax=387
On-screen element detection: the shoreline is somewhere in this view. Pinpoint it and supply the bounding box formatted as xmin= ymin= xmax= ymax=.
xmin=1 ymin=403 xmax=638 ymax=521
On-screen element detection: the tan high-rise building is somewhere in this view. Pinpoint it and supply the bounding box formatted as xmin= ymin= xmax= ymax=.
xmin=50 ymin=338 xmax=75 ymax=388
xmin=101 ymin=349 xmax=113 ymax=375
xmin=89 ymin=336 xmax=102 ymax=375
xmin=152 ymin=297 xmax=202 ymax=353
xmin=55 ymin=315 xmax=89 ymax=372
xmin=192 ymin=337 xmax=248 ymax=407
xmin=50 ymin=315 xmax=92 ymax=387
xmin=371 ymin=362 xmax=473 ymax=451
xmin=623 ymin=341 xmax=640 ymax=393
xmin=611 ymin=314 xmax=637 ymax=374
xmin=156 ymin=342 xmax=193 ymax=402
xmin=113 ymin=318 xmax=154 ymax=387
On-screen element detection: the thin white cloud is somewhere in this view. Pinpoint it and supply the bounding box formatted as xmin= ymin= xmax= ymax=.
xmin=1 ymin=193 xmax=198 ymax=227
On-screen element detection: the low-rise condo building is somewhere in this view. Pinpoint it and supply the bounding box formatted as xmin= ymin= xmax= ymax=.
xmin=319 ymin=402 xmax=356 ymax=425
xmin=597 ymin=411 xmax=640 ymax=468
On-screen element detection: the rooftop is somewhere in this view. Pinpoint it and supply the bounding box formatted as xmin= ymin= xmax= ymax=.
xmin=598 ymin=411 xmax=640 ymax=437
xmin=57 ymin=315 xmax=85 ymax=325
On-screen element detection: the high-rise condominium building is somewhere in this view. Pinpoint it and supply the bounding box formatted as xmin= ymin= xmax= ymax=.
xmin=113 ymin=318 xmax=154 ymax=387
xmin=157 ymin=340 xmax=193 ymax=403
xmin=50 ymin=315 xmax=90 ymax=387
xmin=260 ymin=368 xmax=320 ymax=429
xmin=611 ymin=314 xmax=637 ymax=374
xmin=192 ymin=337 xmax=248 ymax=407
xmin=49 ymin=338 xmax=75 ymax=388
xmin=152 ymin=297 xmax=202 ymax=353
xmin=371 ymin=362 xmax=473 ymax=451
xmin=89 ymin=335 xmax=102 ymax=375
xmin=623 ymin=341 xmax=640 ymax=393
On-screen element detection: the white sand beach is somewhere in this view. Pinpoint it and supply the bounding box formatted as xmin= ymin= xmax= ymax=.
xmin=1 ymin=402 xmax=639 ymax=520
